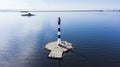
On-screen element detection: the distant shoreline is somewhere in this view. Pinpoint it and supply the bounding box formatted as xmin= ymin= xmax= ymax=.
xmin=0 ymin=9 xmax=120 ymax=12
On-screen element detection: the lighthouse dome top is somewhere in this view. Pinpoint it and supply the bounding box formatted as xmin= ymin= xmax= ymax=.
xmin=58 ymin=17 xmax=61 ymax=22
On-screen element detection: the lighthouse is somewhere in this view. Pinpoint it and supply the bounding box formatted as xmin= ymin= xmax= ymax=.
xmin=57 ymin=17 xmax=62 ymax=46
xmin=45 ymin=17 xmax=73 ymax=58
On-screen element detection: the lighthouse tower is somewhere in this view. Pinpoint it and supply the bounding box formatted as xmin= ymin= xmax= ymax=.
xmin=57 ymin=17 xmax=62 ymax=46
xmin=44 ymin=17 xmax=73 ymax=58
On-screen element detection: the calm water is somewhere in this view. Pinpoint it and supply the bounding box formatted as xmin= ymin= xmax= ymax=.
xmin=0 ymin=12 xmax=120 ymax=67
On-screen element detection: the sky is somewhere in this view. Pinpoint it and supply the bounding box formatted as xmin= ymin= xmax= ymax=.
xmin=0 ymin=0 xmax=120 ymax=10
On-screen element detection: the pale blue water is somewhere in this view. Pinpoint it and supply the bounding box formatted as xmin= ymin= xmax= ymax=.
xmin=0 ymin=12 xmax=120 ymax=67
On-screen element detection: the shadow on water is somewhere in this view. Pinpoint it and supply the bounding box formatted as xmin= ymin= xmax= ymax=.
xmin=47 ymin=57 xmax=62 ymax=67
xmin=57 ymin=60 xmax=62 ymax=67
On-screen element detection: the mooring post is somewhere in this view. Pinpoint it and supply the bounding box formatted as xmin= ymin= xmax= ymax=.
xmin=57 ymin=17 xmax=62 ymax=46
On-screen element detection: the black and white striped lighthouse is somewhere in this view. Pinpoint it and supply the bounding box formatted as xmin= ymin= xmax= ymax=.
xmin=57 ymin=17 xmax=62 ymax=46
xmin=45 ymin=17 xmax=73 ymax=58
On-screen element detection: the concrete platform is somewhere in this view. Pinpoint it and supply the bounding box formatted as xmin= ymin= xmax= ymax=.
xmin=45 ymin=41 xmax=73 ymax=58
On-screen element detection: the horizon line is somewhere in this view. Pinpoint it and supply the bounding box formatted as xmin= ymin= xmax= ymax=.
xmin=0 ymin=9 xmax=120 ymax=12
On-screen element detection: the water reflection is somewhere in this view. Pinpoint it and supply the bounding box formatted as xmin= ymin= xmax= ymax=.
xmin=0 ymin=12 xmax=120 ymax=67
xmin=57 ymin=60 xmax=61 ymax=67
xmin=0 ymin=12 xmax=47 ymax=67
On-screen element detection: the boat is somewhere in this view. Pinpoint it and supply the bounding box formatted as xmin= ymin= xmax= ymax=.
xmin=21 ymin=13 xmax=35 ymax=16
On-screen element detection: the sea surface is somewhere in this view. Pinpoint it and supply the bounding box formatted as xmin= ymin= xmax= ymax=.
xmin=0 ymin=12 xmax=120 ymax=67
